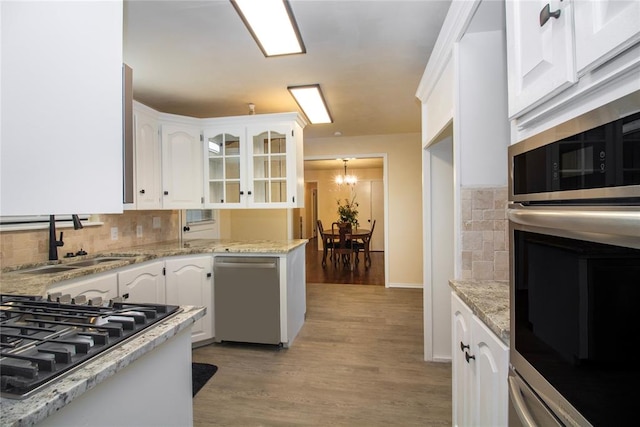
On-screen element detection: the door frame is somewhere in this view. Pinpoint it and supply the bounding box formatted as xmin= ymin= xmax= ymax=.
xmin=304 ymin=153 xmax=389 ymax=287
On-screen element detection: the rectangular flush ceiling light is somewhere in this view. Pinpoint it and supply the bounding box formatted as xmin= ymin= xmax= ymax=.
xmin=288 ymin=84 xmax=333 ymax=124
xmin=231 ymin=0 xmax=306 ymax=57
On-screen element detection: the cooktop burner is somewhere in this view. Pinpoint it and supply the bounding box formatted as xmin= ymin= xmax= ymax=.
xmin=0 ymin=294 xmax=180 ymax=399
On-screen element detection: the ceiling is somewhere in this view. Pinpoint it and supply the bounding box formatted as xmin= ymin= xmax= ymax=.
xmin=123 ymin=0 xmax=452 ymax=140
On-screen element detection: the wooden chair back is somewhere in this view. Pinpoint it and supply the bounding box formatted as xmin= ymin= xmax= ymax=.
xmin=331 ymin=222 xmax=355 ymax=268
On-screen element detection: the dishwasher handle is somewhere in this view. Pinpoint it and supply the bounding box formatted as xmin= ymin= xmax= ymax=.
xmin=216 ymin=262 xmax=277 ymax=269
xmin=214 ymin=257 xmax=278 ymax=269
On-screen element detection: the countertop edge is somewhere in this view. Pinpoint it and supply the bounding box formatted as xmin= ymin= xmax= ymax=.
xmin=0 ymin=306 xmax=206 ymax=427
xmin=449 ymin=279 xmax=510 ymax=346
xmin=0 ymin=239 xmax=308 ymax=296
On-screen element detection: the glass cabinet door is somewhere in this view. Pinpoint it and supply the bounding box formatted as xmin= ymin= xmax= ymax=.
xmin=250 ymin=128 xmax=288 ymax=204
xmin=206 ymin=131 xmax=241 ymax=205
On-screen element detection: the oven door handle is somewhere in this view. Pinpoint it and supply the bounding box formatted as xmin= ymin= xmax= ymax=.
xmin=508 ymin=206 xmax=640 ymax=238
xmin=508 ymin=376 xmax=537 ymax=427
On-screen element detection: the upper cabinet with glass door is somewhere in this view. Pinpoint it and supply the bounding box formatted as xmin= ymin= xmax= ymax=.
xmin=202 ymin=113 xmax=306 ymax=209
xmin=249 ymin=125 xmax=289 ymax=206
xmin=205 ymin=128 xmax=243 ymax=207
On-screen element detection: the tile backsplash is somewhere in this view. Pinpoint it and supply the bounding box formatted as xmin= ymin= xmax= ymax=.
xmin=0 ymin=211 xmax=179 ymax=269
xmin=460 ymin=187 xmax=508 ymax=281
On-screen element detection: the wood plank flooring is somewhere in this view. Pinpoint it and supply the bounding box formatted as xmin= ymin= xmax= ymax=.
xmin=305 ymin=237 xmax=385 ymax=285
xmin=192 ymin=283 xmax=452 ymax=426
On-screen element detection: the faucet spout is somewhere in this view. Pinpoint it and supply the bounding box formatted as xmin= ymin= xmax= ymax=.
xmin=48 ymin=215 xmax=64 ymax=261
xmin=72 ymin=214 xmax=83 ymax=230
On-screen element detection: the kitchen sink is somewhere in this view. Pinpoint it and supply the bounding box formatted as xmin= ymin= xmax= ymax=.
xmin=67 ymin=257 xmax=133 ymax=267
xmin=19 ymin=265 xmax=79 ymax=275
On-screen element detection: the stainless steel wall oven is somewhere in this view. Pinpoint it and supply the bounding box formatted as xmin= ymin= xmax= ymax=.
xmin=507 ymin=107 xmax=640 ymax=426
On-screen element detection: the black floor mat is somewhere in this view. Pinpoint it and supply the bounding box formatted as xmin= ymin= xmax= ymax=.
xmin=192 ymin=363 xmax=218 ymax=397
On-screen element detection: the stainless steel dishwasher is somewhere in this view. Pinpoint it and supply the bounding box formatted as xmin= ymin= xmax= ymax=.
xmin=213 ymin=256 xmax=280 ymax=345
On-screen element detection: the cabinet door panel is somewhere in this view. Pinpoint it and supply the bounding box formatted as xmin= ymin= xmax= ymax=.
xmin=47 ymin=273 xmax=118 ymax=303
xmin=165 ymin=256 xmax=213 ymax=343
xmin=505 ymin=0 xmax=576 ymax=118
xmin=203 ymin=127 xmax=244 ymax=207
xmin=118 ymin=261 xmax=165 ymax=304
xmin=247 ymin=126 xmax=290 ymax=206
xmin=472 ymin=316 xmax=509 ymax=427
xmin=161 ymin=124 xmax=203 ymax=209
xmin=574 ymin=0 xmax=640 ymax=73
xmin=451 ymin=293 xmax=472 ymax=427
xmin=134 ymin=108 xmax=162 ymax=209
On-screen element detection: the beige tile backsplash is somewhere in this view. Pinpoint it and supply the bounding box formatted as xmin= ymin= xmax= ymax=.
xmin=460 ymin=187 xmax=508 ymax=281
xmin=0 ymin=211 xmax=179 ymax=269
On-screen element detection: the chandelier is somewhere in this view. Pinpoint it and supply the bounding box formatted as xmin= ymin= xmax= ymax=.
xmin=335 ymin=159 xmax=357 ymax=186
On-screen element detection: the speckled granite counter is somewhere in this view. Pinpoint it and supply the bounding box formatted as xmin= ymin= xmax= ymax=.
xmin=0 ymin=238 xmax=308 ymax=297
xmin=449 ymin=280 xmax=510 ymax=345
xmin=0 ymin=305 xmax=205 ymax=427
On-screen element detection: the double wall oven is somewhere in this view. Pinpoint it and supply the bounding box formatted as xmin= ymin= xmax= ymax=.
xmin=507 ymin=107 xmax=640 ymax=426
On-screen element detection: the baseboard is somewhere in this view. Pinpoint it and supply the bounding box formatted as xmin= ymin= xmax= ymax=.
xmin=428 ymin=355 xmax=452 ymax=363
xmin=387 ymin=282 xmax=423 ymax=289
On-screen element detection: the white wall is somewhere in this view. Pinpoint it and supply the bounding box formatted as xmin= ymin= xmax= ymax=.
xmin=423 ymin=134 xmax=454 ymax=361
xmin=457 ymin=30 xmax=510 ymax=187
xmin=418 ymin=2 xmax=510 ymax=362
xmin=218 ymin=209 xmax=289 ymax=240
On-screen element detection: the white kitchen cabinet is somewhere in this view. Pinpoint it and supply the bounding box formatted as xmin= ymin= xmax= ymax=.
xmin=46 ymin=272 xmax=118 ymax=304
xmin=505 ymin=0 xmax=640 ymax=142
xmin=574 ymin=0 xmax=640 ymax=74
xmin=117 ymin=260 xmax=165 ymax=304
xmin=165 ymin=255 xmax=213 ymax=344
xmin=132 ymin=102 xmax=162 ymax=210
xmin=203 ymin=126 xmax=245 ymax=206
xmin=1 ymin=1 xmax=123 ymax=215
xmin=505 ymin=0 xmax=576 ymax=118
xmin=202 ymin=113 xmax=306 ymax=208
xmin=161 ymin=121 xmax=203 ymax=209
xmin=452 ymin=292 xmax=508 ymax=427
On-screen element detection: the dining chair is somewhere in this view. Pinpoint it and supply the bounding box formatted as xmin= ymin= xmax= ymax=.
xmin=317 ymin=220 xmax=335 ymax=268
xmin=331 ymin=222 xmax=356 ymax=270
xmin=354 ymin=219 xmax=376 ymax=268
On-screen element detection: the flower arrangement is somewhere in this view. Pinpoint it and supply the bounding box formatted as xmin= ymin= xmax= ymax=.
xmin=337 ymin=195 xmax=359 ymax=226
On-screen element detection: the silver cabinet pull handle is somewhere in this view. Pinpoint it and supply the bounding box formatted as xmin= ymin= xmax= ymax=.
xmin=540 ymin=3 xmax=561 ymax=27
xmin=508 ymin=376 xmax=537 ymax=427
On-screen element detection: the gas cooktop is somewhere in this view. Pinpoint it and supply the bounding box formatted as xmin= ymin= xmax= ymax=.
xmin=0 ymin=294 xmax=180 ymax=399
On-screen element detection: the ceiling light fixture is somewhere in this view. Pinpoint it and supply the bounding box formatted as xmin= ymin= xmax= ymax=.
xmin=288 ymin=84 xmax=333 ymax=124
xmin=231 ymin=0 xmax=306 ymax=57
xmin=335 ymin=159 xmax=357 ymax=186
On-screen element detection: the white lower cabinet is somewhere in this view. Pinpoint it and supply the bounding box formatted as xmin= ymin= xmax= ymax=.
xmin=452 ymin=292 xmax=508 ymax=427
xmin=117 ymin=261 xmax=165 ymax=304
xmin=165 ymin=255 xmax=214 ymax=344
xmin=46 ymin=272 xmax=118 ymax=304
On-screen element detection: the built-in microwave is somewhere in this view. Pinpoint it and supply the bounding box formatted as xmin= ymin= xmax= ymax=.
xmin=509 ymin=111 xmax=640 ymax=204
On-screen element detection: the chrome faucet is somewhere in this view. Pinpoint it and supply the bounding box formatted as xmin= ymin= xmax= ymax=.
xmin=48 ymin=215 xmax=83 ymax=260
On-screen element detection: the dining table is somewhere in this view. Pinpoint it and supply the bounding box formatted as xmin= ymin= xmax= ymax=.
xmin=321 ymin=227 xmax=372 ymax=268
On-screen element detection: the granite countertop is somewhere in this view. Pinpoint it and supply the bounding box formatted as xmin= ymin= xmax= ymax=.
xmin=449 ymin=279 xmax=510 ymax=345
xmin=0 ymin=238 xmax=308 ymax=297
xmin=0 ymin=305 xmax=206 ymax=427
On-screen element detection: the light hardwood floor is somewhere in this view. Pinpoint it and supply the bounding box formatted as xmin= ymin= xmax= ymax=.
xmin=192 ymin=283 xmax=452 ymax=426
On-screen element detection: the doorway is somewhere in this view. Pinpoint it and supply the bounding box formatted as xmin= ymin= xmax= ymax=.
xmin=303 ymin=156 xmax=386 ymax=285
